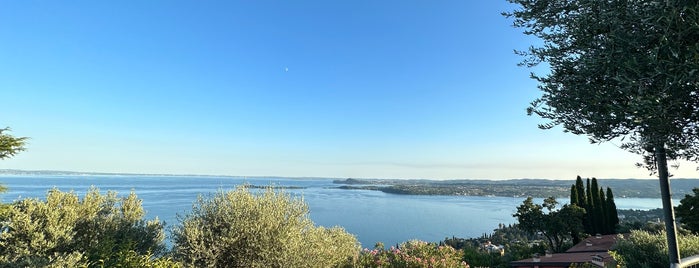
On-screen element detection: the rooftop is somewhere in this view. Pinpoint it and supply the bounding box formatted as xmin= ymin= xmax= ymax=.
xmin=510 ymin=234 xmax=623 ymax=268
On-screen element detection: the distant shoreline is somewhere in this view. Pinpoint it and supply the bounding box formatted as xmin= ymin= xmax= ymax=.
xmin=2 ymin=169 xmax=697 ymax=199
xmin=332 ymin=178 xmax=699 ymax=199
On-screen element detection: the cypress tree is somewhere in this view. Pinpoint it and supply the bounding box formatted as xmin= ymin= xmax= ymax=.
xmin=569 ymin=177 xmax=620 ymax=235
xmin=606 ymin=187 xmax=619 ymax=233
xmin=569 ymin=184 xmax=582 ymax=244
xmin=591 ymin=178 xmax=603 ymax=234
xmin=575 ymin=176 xmax=591 ymax=234
xmin=575 ymin=176 xmax=586 ymax=207
xmin=599 ymin=187 xmax=608 ymax=234
xmin=585 ymin=178 xmax=595 ymax=234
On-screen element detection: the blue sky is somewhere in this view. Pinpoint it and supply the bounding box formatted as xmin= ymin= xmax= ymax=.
xmin=1 ymin=1 xmax=696 ymax=179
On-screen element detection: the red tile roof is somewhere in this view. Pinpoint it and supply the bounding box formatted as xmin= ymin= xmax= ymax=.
xmin=510 ymin=252 xmax=613 ymax=267
xmin=566 ymin=234 xmax=619 ymax=253
xmin=510 ymin=234 xmax=622 ymax=268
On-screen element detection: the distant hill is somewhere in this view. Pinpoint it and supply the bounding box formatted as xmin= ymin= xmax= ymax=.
xmin=334 ymin=178 xmax=699 ymax=198
xmin=2 ymin=169 xmax=697 ymax=198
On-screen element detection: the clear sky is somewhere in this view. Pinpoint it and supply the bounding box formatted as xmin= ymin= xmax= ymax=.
xmin=1 ymin=1 xmax=696 ymax=180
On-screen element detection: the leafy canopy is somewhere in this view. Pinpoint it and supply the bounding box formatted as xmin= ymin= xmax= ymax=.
xmin=0 ymin=187 xmax=168 ymax=267
xmin=172 ymin=185 xmax=359 ymax=268
xmin=676 ymin=188 xmax=699 ymax=234
xmin=0 ymin=127 xmax=27 ymax=160
xmin=514 ymin=197 xmax=585 ymax=252
xmin=505 ymin=0 xmax=699 ymax=167
xmin=611 ymin=230 xmax=699 ymax=268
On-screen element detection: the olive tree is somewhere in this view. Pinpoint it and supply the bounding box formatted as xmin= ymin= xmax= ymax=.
xmin=172 ymin=185 xmax=360 ymax=268
xmin=0 ymin=187 xmax=169 ymax=267
xmin=505 ymin=1 xmax=699 ymax=265
xmin=611 ymin=230 xmax=699 ymax=268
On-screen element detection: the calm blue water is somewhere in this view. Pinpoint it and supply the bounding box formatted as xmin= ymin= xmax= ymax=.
xmin=0 ymin=175 xmax=674 ymax=248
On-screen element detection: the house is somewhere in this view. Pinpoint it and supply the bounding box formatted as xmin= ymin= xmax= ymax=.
xmin=482 ymin=240 xmax=505 ymax=256
xmin=510 ymin=234 xmax=620 ymax=268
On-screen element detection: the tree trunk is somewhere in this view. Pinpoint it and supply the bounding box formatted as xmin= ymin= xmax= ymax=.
xmin=655 ymin=145 xmax=681 ymax=267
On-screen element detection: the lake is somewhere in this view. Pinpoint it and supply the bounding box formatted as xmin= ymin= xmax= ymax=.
xmin=0 ymin=175 xmax=674 ymax=248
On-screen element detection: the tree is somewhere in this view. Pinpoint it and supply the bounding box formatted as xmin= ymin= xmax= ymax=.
xmin=606 ymin=187 xmax=619 ymax=233
xmin=172 ymin=185 xmax=359 ymax=267
xmin=570 ymin=185 xmax=579 ymax=206
xmin=505 ymin=1 xmax=699 ymax=265
xmin=0 ymin=127 xmax=27 ymax=195
xmin=590 ymin=178 xmax=602 ymax=234
xmin=0 ymin=187 xmax=168 ymax=267
xmin=611 ymin=230 xmax=699 ymax=268
xmin=676 ymin=188 xmax=699 ymax=234
xmin=514 ymin=197 xmax=585 ymax=252
xmin=570 ymin=177 xmax=619 ymax=235
xmin=585 ymin=179 xmax=595 ymax=234
xmin=0 ymin=127 xmax=27 ymax=160
xmin=599 ymin=186 xmax=609 ymax=234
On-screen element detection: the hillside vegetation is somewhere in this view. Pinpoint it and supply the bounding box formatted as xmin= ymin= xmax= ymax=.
xmin=334 ymin=178 xmax=699 ymax=198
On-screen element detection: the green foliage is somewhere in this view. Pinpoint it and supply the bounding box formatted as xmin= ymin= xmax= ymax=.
xmin=606 ymin=187 xmax=619 ymax=233
xmin=514 ymin=197 xmax=585 ymax=252
xmin=611 ymin=230 xmax=699 ymax=268
xmin=507 ymin=2 xmax=698 ymax=262
xmin=676 ymin=188 xmax=699 ymax=234
xmin=352 ymin=240 xmax=468 ymax=268
xmin=0 ymin=187 xmax=167 ymax=267
xmin=505 ymin=0 xmax=699 ymax=167
xmin=0 ymin=127 xmax=27 ymax=160
xmin=461 ymin=244 xmax=506 ymax=268
xmin=172 ymin=185 xmax=359 ymax=268
xmin=91 ymin=250 xmax=181 ymax=268
xmin=570 ymin=177 xmax=619 ymax=235
xmin=441 ymin=223 xmax=546 ymax=268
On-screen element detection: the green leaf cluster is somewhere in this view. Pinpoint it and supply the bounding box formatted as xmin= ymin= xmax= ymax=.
xmin=171 ymin=185 xmax=360 ymax=268
xmin=0 ymin=187 xmax=169 ymax=267
xmin=513 ymin=197 xmax=585 ymax=252
xmin=0 ymin=128 xmax=27 ymax=161
xmin=352 ymin=240 xmax=468 ymax=268
xmin=570 ymin=176 xmax=619 ymax=236
xmin=611 ymin=230 xmax=699 ymax=268
xmin=506 ymin=0 xmax=699 ymax=167
xmin=676 ymin=187 xmax=699 ymax=234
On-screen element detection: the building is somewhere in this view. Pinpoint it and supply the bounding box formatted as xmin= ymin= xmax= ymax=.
xmin=482 ymin=240 xmax=505 ymax=256
xmin=510 ymin=234 xmax=620 ymax=268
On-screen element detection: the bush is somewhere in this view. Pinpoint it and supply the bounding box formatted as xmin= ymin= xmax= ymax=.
xmin=172 ymin=185 xmax=359 ymax=267
xmin=0 ymin=187 xmax=168 ymax=267
xmin=611 ymin=230 xmax=699 ymax=268
xmin=352 ymin=240 xmax=469 ymax=268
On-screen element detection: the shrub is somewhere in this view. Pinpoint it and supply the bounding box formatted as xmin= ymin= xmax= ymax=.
xmin=172 ymin=185 xmax=359 ymax=267
xmin=611 ymin=230 xmax=699 ymax=268
xmin=352 ymin=240 xmax=469 ymax=268
xmin=0 ymin=187 xmax=168 ymax=267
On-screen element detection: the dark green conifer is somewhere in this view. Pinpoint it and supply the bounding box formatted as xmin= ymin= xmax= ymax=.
xmin=606 ymin=187 xmax=619 ymax=233
xmin=586 ymin=178 xmax=596 ymax=234
xmin=570 ymin=185 xmax=579 ymax=205
xmin=570 ymin=177 xmax=619 ymax=235
xmin=591 ymin=178 xmax=602 ymax=234
xmin=599 ymin=187 xmax=608 ymax=234
xmin=575 ymin=176 xmax=586 ymax=207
